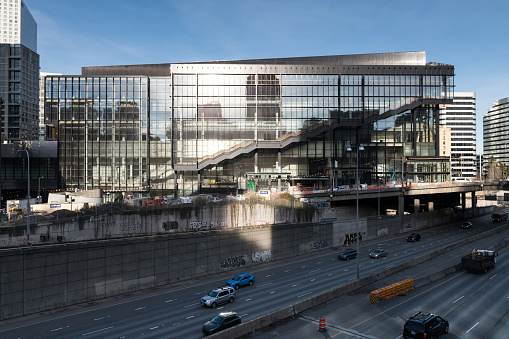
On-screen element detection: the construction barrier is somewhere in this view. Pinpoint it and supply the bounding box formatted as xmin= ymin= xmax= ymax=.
xmin=318 ymin=317 xmax=327 ymax=332
xmin=370 ymin=278 xmax=414 ymax=303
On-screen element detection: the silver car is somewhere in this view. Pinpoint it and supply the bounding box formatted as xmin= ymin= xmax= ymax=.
xmin=370 ymin=249 xmax=388 ymax=259
xmin=201 ymin=286 xmax=236 ymax=308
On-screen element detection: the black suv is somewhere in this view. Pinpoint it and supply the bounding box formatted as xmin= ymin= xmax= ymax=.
xmin=338 ymin=248 xmax=357 ymax=260
xmin=403 ymin=311 xmax=449 ymax=338
xmin=407 ymin=233 xmax=421 ymax=242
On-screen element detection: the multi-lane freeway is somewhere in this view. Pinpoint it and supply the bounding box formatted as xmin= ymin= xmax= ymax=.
xmin=0 ymin=211 xmax=507 ymax=338
xmin=243 ymin=232 xmax=509 ymax=338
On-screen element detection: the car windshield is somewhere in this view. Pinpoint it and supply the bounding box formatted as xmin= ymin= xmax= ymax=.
xmin=373 ymin=250 xmax=381 ymax=254
xmin=232 ymin=275 xmax=242 ymax=281
xmin=208 ymin=291 xmax=218 ymax=297
xmin=211 ymin=316 xmax=225 ymax=324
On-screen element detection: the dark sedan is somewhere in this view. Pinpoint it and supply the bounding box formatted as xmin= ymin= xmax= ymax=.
xmin=202 ymin=311 xmax=242 ymax=335
xmin=407 ymin=233 xmax=421 ymax=242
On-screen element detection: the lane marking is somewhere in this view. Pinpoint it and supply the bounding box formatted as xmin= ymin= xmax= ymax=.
xmin=270 ymin=291 xmax=276 ymax=294
xmin=184 ymin=303 xmax=199 ymax=308
xmin=256 ymin=283 xmax=272 ymax=288
xmin=134 ymin=307 xmax=145 ymax=311
xmin=186 ymin=315 xmax=195 ymax=319
xmin=466 ymin=322 xmax=479 ymax=333
xmin=453 ymin=296 xmax=464 ymax=303
xmin=150 ymin=326 xmax=159 ymax=330
xmin=51 ymin=327 xmax=64 ymax=332
xmin=490 ymin=274 xmax=498 ymax=280
xmin=309 ymin=269 xmax=321 ymax=274
xmin=297 ymin=292 xmax=313 ymax=298
xmin=82 ymin=326 xmax=114 ymax=336
xmin=245 ymin=298 xmax=252 ymax=302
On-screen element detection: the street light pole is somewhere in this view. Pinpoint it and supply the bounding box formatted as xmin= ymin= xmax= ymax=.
xmin=347 ymin=144 xmax=364 ymax=280
xmin=18 ymin=149 xmax=30 ymax=246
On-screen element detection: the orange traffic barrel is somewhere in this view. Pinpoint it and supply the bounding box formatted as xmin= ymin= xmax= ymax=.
xmin=318 ymin=317 xmax=327 ymax=332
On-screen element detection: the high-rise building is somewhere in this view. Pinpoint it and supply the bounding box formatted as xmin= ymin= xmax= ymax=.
xmin=439 ymin=92 xmax=476 ymax=178
xmin=484 ymin=97 xmax=509 ymax=169
xmin=0 ymin=0 xmax=39 ymax=142
xmin=44 ymin=52 xmax=455 ymax=197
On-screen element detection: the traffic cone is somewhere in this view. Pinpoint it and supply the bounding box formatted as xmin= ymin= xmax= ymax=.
xmin=318 ymin=317 xmax=326 ymax=332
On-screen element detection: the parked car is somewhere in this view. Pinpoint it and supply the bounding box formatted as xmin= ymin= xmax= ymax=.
xmin=370 ymin=249 xmax=388 ymax=259
xmin=407 ymin=233 xmax=421 ymax=242
xmin=202 ymin=311 xmax=242 ymax=336
xmin=461 ymin=221 xmax=472 ymax=229
xmin=201 ymin=286 xmax=236 ymax=308
xmin=338 ymin=248 xmax=357 ymax=261
xmin=226 ymin=273 xmax=254 ymax=289
xmin=403 ymin=311 xmax=449 ymax=338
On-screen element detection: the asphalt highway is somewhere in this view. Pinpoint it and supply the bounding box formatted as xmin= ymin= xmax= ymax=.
xmin=0 ymin=211 xmax=507 ymax=339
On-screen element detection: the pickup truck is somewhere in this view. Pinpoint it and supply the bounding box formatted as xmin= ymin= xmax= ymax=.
xmin=461 ymin=249 xmax=496 ymax=273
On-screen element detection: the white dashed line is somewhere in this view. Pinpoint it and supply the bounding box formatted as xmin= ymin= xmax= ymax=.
xmin=82 ymin=326 xmax=114 ymax=336
xmin=185 ymin=303 xmax=199 ymax=308
xmin=453 ymin=296 xmax=464 ymax=303
xmin=134 ymin=307 xmax=145 ymax=311
xmin=186 ymin=315 xmax=195 ymax=319
xmin=466 ymin=322 xmax=479 ymax=333
xmin=297 ymin=292 xmax=313 ymax=298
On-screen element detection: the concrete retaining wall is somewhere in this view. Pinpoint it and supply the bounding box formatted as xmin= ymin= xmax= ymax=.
xmin=0 ymin=222 xmax=335 ymax=320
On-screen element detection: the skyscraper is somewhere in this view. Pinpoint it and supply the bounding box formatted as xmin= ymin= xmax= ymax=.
xmin=439 ymin=92 xmax=477 ymax=178
xmin=0 ymin=0 xmax=39 ymax=141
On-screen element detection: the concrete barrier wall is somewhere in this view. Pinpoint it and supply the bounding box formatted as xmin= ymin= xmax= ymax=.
xmin=0 ymin=222 xmax=336 ymax=320
xmin=0 ymin=203 xmax=468 ymax=248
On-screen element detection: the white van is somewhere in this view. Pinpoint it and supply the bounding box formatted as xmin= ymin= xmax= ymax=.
xmin=452 ymin=177 xmax=472 ymax=183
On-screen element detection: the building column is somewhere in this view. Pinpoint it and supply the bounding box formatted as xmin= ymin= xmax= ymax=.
xmin=472 ymin=191 xmax=477 ymax=216
xmin=428 ymin=201 xmax=434 ymax=211
xmin=461 ymin=192 xmax=466 ymax=218
xmin=398 ymin=194 xmax=405 ymax=215
xmin=414 ymin=198 xmax=420 ymax=214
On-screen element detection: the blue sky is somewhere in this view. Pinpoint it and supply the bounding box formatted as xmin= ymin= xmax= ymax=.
xmin=26 ymin=0 xmax=509 ymax=152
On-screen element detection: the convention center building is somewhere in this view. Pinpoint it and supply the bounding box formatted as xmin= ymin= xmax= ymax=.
xmin=43 ymin=51 xmax=454 ymax=197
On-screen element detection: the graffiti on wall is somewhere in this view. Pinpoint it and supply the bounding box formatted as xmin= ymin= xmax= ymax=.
xmin=312 ymin=240 xmax=329 ymax=250
xmin=377 ymin=228 xmax=389 ymax=236
xmin=120 ymin=221 xmax=142 ymax=233
xmin=252 ymin=250 xmax=272 ymax=263
xmin=343 ymin=232 xmax=362 ymax=246
xmin=210 ymin=221 xmax=227 ymax=229
xmin=162 ymin=221 xmax=179 ymax=231
xmin=190 ymin=221 xmax=207 ymax=230
xmin=220 ymin=256 xmax=246 ymax=269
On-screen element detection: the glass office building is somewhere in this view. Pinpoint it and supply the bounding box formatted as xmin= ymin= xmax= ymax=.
xmin=44 ymin=52 xmax=454 ymax=197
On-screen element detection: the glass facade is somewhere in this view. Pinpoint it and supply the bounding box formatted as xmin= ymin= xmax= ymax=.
xmin=484 ymin=97 xmax=509 ymax=166
xmin=45 ymin=53 xmax=455 ymax=196
xmin=45 ymin=77 xmax=148 ymax=191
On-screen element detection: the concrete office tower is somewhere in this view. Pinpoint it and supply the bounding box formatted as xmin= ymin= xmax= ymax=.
xmin=0 ymin=0 xmax=39 ymax=141
xmin=484 ymin=97 xmax=509 ymax=171
xmin=439 ymin=92 xmax=477 ymax=178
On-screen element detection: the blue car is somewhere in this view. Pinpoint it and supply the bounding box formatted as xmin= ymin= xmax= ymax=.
xmin=226 ymin=273 xmax=254 ymax=289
